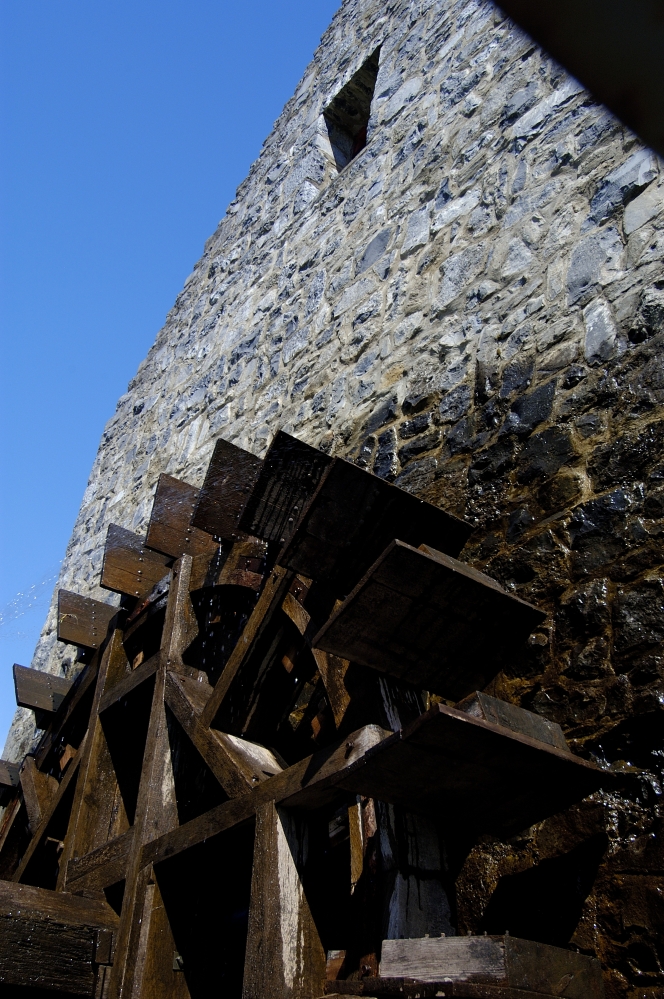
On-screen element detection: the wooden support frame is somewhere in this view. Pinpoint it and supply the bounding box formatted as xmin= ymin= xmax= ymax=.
xmin=0 ymin=430 xmax=616 ymax=999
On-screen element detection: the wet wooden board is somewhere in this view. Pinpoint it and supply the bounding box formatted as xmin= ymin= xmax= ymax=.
xmin=336 ymin=702 xmax=608 ymax=836
xmin=191 ymin=437 xmax=264 ymax=540
xmin=101 ymin=524 xmax=172 ymax=599
xmin=314 ymin=541 xmax=545 ymax=699
xmin=0 ymin=880 xmax=118 ymax=995
xmin=329 ymin=936 xmax=604 ymax=999
xmin=146 ymin=473 xmax=219 ymax=558
xmin=279 ymin=457 xmax=473 ymax=596
xmin=13 ymin=664 xmax=73 ymax=715
xmin=0 ymin=761 xmax=20 ymax=789
xmin=238 ymin=431 xmax=333 ymax=546
xmin=57 ymin=589 xmax=117 ymax=649
xmin=379 ymin=935 xmax=603 ymax=998
xmin=456 ymin=690 xmax=568 ymax=751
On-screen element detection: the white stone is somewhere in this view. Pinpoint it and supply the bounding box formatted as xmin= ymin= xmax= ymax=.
xmin=624 ymin=184 xmax=664 ymax=235
xmin=583 ymin=298 xmax=617 ymax=362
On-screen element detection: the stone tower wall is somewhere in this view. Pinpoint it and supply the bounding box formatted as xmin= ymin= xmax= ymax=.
xmin=6 ymin=0 xmax=664 ymax=991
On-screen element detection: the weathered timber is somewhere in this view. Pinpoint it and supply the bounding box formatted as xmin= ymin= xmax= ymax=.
xmin=191 ymin=436 xmax=264 ymax=540
xmin=337 ymin=703 xmax=609 ymax=836
xmin=146 ymin=472 xmax=219 ymax=559
xmin=313 ymin=541 xmax=545 ymax=700
xmin=58 ymin=627 xmax=132 ymax=891
xmin=98 ymin=652 xmax=160 ymax=714
xmin=279 ymin=457 xmax=472 ymax=596
xmin=189 ymin=536 xmax=267 ymax=591
xmin=238 ymin=431 xmax=333 ymax=546
xmin=142 ymin=724 xmax=390 ymax=868
xmin=456 ymin=690 xmax=569 ymax=751
xmin=101 ymin=523 xmax=172 ymax=599
xmin=66 ymin=828 xmax=134 ymax=893
xmin=243 ymin=800 xmax=326 ymax=999
xmin=14 ymin=663 xmax=73 ymax=715
xmin=165 ymin=670 xmax=274 ymax=796
xmin=200 ymin=565 xmax=292 ymax=727
xmin=0 ymin=880 xmax=118 ymax=995
xmin=379 ymin=935 xmax=604 ymax=998
xmin=34 ymin=659 xmax=99 ymax=769
xmin=57 ymin=589 xmax=118 ymax=650
xmin=20 ymin=756 xmax=58 ymax=834
xmin=0 ymin=761 xmax=19 ymax=790
xmin=324 ymin=979 xmax=598 ymax=998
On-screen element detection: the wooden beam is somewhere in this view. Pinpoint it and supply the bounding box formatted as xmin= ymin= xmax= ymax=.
xmin=0 ymin=880 xmax=118 ymax=996
xmin=165 ymin=670 xmax=273 ymax=797
xmin=192 ymin=436 xmax=263 ymax=540
xmin=0 ymin=760 xmax=20 ymax=790
xmin=101 ymin=523 xmax=172 ymax=599
xmin=34 ymin=659 xmax=99 ymax=769
xmin=379 ymin=934 xmax=604 ymax=998
xmin=243 ymin=800 xmax=326 ymax=999
xmin=455 ymin=690 xmax=568 ymax=751
xmin=336 ymin=703 xmax=610 ymax=837
xmin=146 ymin=472 xmax=219 ymax=558
xmin=143 ymin=723 xmax=390 ymax=868
xmin=19 ymin=756 xmax=58 ymax=834
xmin=313 ymin=541 xmax=545 ymax=700
xmin=238 ymin=431 xmax=333 ymax=546
xmin=279 ymin=457 xmax=472 ymax=597
xmin=66 ymin=828 xmax=134 ymax=894
xmin=57 ymin=589 xmax=118 ymax=650
xmin=200 ymin=564 xmax=292 ymax=727
xmin=13 ymin=663 xmax=72 ymax=715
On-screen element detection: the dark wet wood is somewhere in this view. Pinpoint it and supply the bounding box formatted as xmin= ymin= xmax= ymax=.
xmin=0 ymin=760 xmax=20 ymax=789
xmin=57 ymin=589 xmax=118 ymax=650
xmin=238 ymin=431 xmax=333 ymax=545
xmin=336 ymin=703 xmax=610 ymax=836
xmin=146 ymin=472 xmax=219 ymax=559
xmin=279 ymin=457 xmax=472 ymax=596
xmin=102 ymin=523 xmax=172 ymax=599
xmin=456 ymin=690 xmax=569 ymax=751
xmin=13 ymin=663 xmax=72 ymax=715
xmin=192 ymin=437 xmax=264 ymax=540
xmin=66 ymin=828 xmax=134 ymax=893
xmin=314 ymin=541 xmax=545 ymax=700
xmin=0 ymin=880 xmax=118 ymax=995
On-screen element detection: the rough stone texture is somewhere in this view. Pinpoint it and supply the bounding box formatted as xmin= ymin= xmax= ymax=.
xmin=5 ymin=0 xmax=664 ymax=993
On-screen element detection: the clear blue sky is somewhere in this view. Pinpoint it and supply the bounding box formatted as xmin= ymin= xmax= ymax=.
xmin=0 ymin=0 xmax=339 ymax=747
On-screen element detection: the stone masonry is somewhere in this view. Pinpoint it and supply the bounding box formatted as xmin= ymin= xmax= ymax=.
xmin=5 ymin=0 xmax=664 ymax=994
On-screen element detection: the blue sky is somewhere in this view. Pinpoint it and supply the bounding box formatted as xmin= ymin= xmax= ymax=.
xmin=0 ymin=0 xmax=339 ymax=747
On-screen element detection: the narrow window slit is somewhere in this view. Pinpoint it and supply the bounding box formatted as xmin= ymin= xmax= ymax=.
xmin=323 ymin=47 xmax=380 ymax=171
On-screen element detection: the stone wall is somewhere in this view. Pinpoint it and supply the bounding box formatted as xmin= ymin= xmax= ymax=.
xmin=6 ymin=0 xmax=664 ymax=992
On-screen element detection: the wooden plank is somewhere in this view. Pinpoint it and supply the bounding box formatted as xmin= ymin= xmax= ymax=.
xmin=279 ymin=457 xmax=472 ymax=596
xmin=34 ymin=659 xmax=99 ymax=769
xmin=0 ymin=880 xmax=118 ymax=995
xmin=165 ymin=670 xmax=267 ymax=797
xmin=146 ymin=472 xmax=219 ymax=558
xmin=200 ymin=565 xmax=291 ymax=727
xmin=189 ymin=536 xmax=268 ymax=592
xmin=191 ymin=436 xmax=263 ymax=540
xmin=313 ymin=542 xmax=545 ymax=700
xmin=456 ymin=691 xmax=568 ymax=751
xmin=19 ymin=756 xmax=58 ymax=834
xmin=380 ymin=935 xmax=505 ymax=982
xmin=57 ymin=589 xmax=118 ymax=650
xmin=13 ymin=746 xmax=82 ymax=882
xmin=142 ymin=724 xmax=391 ymax=869
xmin=335 ymin=703 xmax=610 ymax=837
xmin=323 ymin=978 xmax=598 ymax=998
xmin=0 ymin=761 xmax=20 ymax=789
xmin=238 ymin=431 xmax=333 ymax=546
xmin=98 ymin=653 xmax=160 ymax=714
xmin=378 ymin=935 xmax=603 ymax=999
xmin=101 ymin=523 xmax=172 ymax=599
xmin=13 ymin=663 xmax=72 ymax=715
xmin=66 ymin=828 xmax=134 ymax=893
xmin=243 ymin=800 xmax=326 ymax=999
